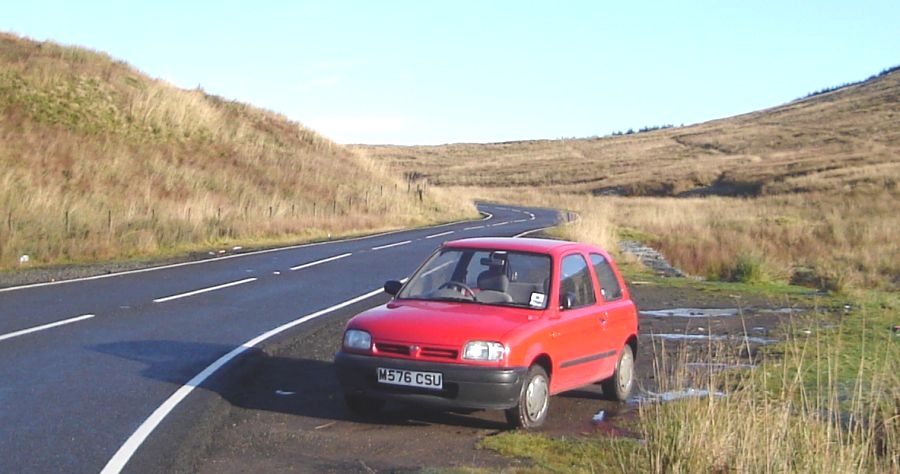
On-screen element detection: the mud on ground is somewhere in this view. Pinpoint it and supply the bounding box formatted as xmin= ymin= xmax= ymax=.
xmin=168 ymin=282 xmax=809 ymax=473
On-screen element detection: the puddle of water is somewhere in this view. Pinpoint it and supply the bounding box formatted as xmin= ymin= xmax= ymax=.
xmin=758 ymin=308 xmax=803 ymax=315
xmin=640 ymin=308 xmax=739 ymax=318
xmin=641 ymin=307 xmax=803 ymax=318
xmin=685 ymin=362 xmax=757 ymax=370
xmin=632 ymin=388 xmax=726 ymax=403
xmin=651 ymin=333 xmax=777 ymax=345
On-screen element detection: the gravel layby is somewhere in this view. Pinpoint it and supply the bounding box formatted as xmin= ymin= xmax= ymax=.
xmin=156 ymin=284 xmax=799 ymax=473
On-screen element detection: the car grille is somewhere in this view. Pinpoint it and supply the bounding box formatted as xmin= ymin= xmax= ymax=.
xmin=374 ymin=342 xmax=458 ymax=360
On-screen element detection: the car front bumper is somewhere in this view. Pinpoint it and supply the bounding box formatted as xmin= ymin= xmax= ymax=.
xmin=334 ymin=351 xmax=528 ymax=411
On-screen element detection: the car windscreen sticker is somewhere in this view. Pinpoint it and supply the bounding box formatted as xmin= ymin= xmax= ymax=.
xmin=529 ymin=292 xmax=546 ymax=308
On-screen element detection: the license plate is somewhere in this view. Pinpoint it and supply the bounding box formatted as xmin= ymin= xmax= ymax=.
xmin=377 ymin=367 xmax=443 ymax=390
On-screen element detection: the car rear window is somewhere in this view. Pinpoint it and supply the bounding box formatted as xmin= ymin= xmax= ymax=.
xmin=591 ymin=253 xmax=622 ymax=301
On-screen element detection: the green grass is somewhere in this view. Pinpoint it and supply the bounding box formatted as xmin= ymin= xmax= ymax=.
xmin=479 ymin=431 xmax=641 ymax=473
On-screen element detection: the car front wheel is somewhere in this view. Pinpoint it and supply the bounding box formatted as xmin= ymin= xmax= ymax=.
xmin=601 ymin=344 xmax=635 ymax=401
xmin=505 ymin=365 xmax=549 ymax=429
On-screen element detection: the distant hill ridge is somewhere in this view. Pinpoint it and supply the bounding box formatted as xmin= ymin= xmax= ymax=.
xmin=358 ymin=66 xmax=900 ymax=197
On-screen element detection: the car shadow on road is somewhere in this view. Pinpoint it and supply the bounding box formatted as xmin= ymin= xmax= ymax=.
xmin=92 ymin=339 xmax=510 ymax=431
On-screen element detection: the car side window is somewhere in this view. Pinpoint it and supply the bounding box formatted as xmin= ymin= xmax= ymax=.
xmin=591 ymin=253 xmax=623 ymax=301
xmin=559 ymin=254 xmax=596 ymax=309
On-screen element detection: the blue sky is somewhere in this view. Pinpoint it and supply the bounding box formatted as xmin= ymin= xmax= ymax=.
xmin=2 ymin=1 xmax=898 ymax=145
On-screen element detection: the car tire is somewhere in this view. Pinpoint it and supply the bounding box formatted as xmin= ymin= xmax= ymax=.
xmin=505 ymin=365 xmax=550 ymax=429
xmin=600 ymin=344 xmax=635 ymax=402
xmin=344 ymin=393 xmax=385 ymax=417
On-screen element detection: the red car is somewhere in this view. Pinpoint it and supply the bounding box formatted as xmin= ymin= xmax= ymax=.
xmin=335 ymin=237 xmax=638 ymax=428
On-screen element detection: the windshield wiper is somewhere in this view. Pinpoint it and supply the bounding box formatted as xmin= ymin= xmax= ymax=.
xmin=429 ymin=295 xmax=475 ymax=303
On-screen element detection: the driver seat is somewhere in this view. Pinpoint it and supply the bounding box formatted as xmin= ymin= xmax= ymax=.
xmin=477 ymin=268 xmax=512 ymax=303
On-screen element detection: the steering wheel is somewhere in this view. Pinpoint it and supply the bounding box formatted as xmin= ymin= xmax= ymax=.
xmin=439 ymin=281 xmax=475 ymax=299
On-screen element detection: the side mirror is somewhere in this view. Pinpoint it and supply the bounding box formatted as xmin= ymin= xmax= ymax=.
xmin=384 ymin=280 xmax=403 ymax=296
xmin=560 ymin=292 xmax=577 ymax=310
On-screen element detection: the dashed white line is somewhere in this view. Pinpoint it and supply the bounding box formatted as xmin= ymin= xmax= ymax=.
xmin=0 ymin=314 xmax=95 ymax=342
xmin=464 ymin=225 xmax=485 ymax=231
xmin=425 ymin=231 xmax=454 ymax=239
xmin=0 ymin=210 xmax=492 ymax=294
xmin=491 ymin=222 xmax=510 ymax=227
xmin=290 ymin=253 xmax=352 ymax=271
xmin=512 ymin=219 xmax=527 ymax=223
xmin=100 ymin=285 xmax=390 ymax=474
xmin=371 ymin=240 xmax=412 ymax=251
xmin=153 ymin=278 xmax=257 ymax=303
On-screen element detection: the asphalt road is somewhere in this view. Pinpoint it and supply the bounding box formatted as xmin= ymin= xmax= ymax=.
xmin=0 ymin=203 xmax=560 ymax=473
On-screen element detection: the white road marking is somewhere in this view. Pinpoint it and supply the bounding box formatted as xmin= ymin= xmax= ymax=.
xmin=464 ymin=225 xmax=485 ymax=230
xmin=290 ymin=253 xmax=352 ymax=271
xmin=512 ymin=219 xmax=527 ymax=223
xmin=0 ymin=210 xmax=493 ymax=294
xmin=371 ymin=240 xmax=411 ymax=251
xmin=100 ymin=286 xmax=390 ymax=474
xmin=515 ymin=226 xmax=554 ymax=238
xmin=491 ymin=222 xmax=510 ymax=227
xmin=0 ymin=314 xmax=95 ymax=342
xmin=425 ymin=231 xmax=454 ymax=239
xmin=153 ymin=278 xmax=257 ymax=303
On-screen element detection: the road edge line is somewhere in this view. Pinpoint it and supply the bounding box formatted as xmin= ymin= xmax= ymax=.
xmin=100 ymin=286 xmax=385 ymax=474
xmin=0 ymin=207 xmax=495 ymax=294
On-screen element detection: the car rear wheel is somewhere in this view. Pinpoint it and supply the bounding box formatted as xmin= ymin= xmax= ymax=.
xmin=601 ymin=344 xmax=634 ymax=401
xmin=344 ymin=393 xmax=385 ymax=417
xmin=505 ymin=365 xmax=549 ymax=429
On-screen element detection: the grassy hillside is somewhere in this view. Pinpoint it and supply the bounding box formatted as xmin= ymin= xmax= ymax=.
xmin=0 ymin=33 xmax=473 ymax=270
xmin=358 ymin=68 xmax=899 ymax=197
xmin=357 ymin=69 xmax=899 ymax=291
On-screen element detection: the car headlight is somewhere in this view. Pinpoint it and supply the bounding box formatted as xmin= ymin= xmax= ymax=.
xmin=343 ymin=329 xmax=372 ymax=351
xmin=463 ymin=341 xmax=506 ymax=361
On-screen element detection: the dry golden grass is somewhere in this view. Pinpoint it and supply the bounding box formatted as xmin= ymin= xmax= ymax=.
xmin=451 ymin=187 xmax=898 ymax=291
xmin=637 ymin=298 xmax=899 ymax=473
xmin=0 ymin=33 xmax=474 ymax=270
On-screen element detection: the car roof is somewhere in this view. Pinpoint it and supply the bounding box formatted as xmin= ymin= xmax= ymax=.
xmin=443 ymin=237 xmax=597 ymax=255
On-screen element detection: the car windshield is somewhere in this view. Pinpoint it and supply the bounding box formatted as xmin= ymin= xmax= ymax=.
xmin=398 ymin=247 xmax=552 ymax=309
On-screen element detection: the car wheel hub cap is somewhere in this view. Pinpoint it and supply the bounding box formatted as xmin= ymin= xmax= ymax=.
xmin=618 ymin=350 xmax=633 ymax=392
xmin=525 ymin=376 xmax=548 ymax=420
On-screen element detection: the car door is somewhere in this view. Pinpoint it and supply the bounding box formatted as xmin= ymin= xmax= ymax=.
xmin=548 ymin=252 xmax=611 ymax=392
xmin=590 ymin=253 xmax=635 ymax=377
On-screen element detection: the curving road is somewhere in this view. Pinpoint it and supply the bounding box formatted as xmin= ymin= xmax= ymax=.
xmin=0 ymin=203 xmax=560 ymax=473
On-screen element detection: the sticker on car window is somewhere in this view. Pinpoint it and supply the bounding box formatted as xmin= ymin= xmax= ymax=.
xmin=529 ymin=292 xmax=546 ymax=308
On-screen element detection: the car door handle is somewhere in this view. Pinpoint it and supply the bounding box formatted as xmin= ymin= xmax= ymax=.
xmin=599 ymin=318 xmax=607 ymax=326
